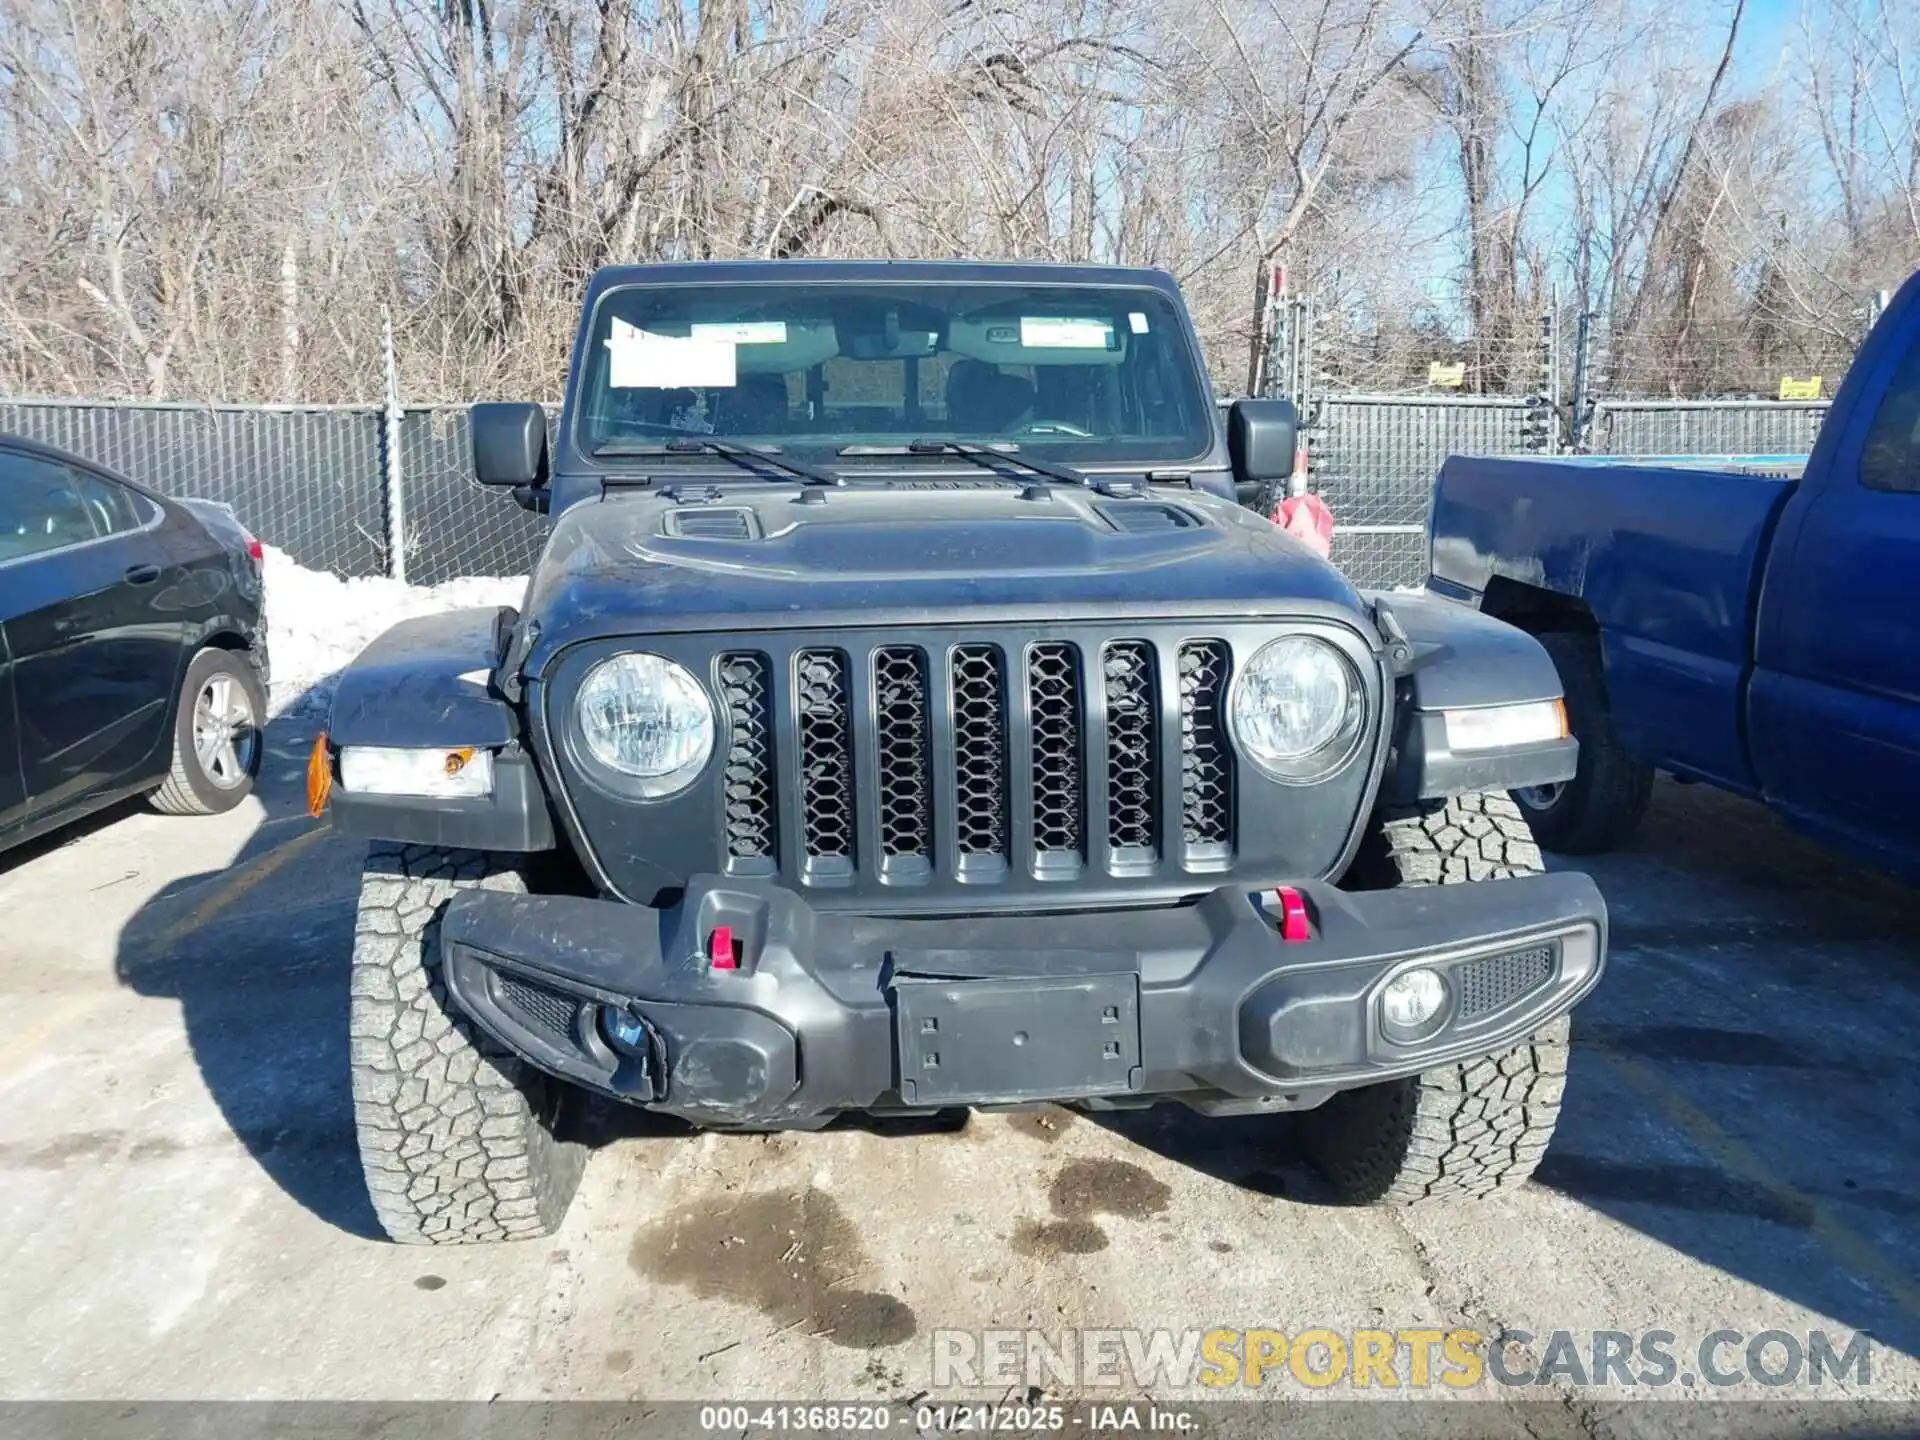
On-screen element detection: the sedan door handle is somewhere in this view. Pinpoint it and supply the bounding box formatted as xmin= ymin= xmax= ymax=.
xmin=123 ymin=563 xmax=162 ymax=585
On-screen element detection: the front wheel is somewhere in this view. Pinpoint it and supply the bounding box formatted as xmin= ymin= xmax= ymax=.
xmin=1301 ymin=792 xmax=1571 ymax=1203
xmin=350 ymin=844 xmax=587 ymax=1244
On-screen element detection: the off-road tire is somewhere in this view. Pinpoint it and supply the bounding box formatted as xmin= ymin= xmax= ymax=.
xmin=350 ymin=843 xmax=587 ymax=1244
xmin=1305 ymin=791 xmax=1570 ymax=1203
xmin=1514 ymin=630 xmax=1653 ymax=854
xmin=149 ymin=647 xmax=265 ymax=816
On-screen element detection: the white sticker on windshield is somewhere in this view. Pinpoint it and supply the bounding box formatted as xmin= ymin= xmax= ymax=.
xmin=690 ymin=321 xmax=788 ymax=345
xmin=1128 ymin=311 xmax=1150 ymax=334
xmin=606 ymin=317 xmax=736 ymax=389
xmin=1020 ymin=316 xmax=1115 ymax=349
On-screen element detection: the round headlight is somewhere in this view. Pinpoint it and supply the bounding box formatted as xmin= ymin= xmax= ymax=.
xmin=1230 ymin=635 xmax=1363 ymax=781
xmin=575 ymin=653 xmax=713 ymax=795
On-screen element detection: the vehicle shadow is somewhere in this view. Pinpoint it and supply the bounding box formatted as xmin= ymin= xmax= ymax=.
xmin=1102 ymin=779 xmax=1920 ymax=1362
xmin=0 ymin=795 xmax=152 ymax=874
xmin=112 ymin=706 xmax=389 ymax=1239
xmin=107 ymin=696 xmax=673 ymax=1242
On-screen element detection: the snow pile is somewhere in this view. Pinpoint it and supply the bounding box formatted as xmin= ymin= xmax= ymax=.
xmin=264 ymin=546 xmax=527 ymax=719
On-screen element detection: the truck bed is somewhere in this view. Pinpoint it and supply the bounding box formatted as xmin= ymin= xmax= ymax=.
xmin=1427 ymin=453 xmax=1801 ymax=795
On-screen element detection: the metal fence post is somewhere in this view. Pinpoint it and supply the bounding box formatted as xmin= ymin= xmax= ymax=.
xmin=382 ymin=306 xmax=409 ymax=583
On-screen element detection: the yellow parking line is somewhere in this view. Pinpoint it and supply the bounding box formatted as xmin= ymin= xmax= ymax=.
xmin=0 ymin=825 xmax=340 ymax=1089
xmin=148 ymin=822 xmax=335 ymax=956
xmin=1600 ymin=1046 xmax=1920 ymax=1326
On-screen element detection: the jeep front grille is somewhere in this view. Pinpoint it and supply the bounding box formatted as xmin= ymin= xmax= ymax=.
xmin=720 ymin=654 xmax=777 ymax=859
xmin=875 ymin=646 xmax=933 ymax=864
xmin=1103 ymin=641 xmax=1159 ymax=858
xmin=1178 ymin=641 xmax=1233 ymax=847
xmin=795 ymin=649 xmax=855 ymax=869
xmin=715 ymin=635 xmax=1237 ymax=886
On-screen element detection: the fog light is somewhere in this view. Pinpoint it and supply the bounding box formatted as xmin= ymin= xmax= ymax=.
xmin=1381 ymin=967 xmax=1448 ymax=1038
xmin=602 ymin=1008 xmax=649 ymax=1051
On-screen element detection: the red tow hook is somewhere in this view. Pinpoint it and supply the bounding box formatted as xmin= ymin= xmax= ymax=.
xmin=708 ymin=925 xmax=740 ymax=970
xmin=1274 ymin=886 xmax=1312 ymax=942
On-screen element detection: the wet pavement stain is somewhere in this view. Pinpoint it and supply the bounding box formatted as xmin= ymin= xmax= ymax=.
xmin=0 ymin=1130 xmax=124 ymax=1169
xmin=1004 ymin=1108 xmax=1076 ymax=1143
xmin=1012 ymin=1219 xmax=1109 ymax=1256
xmin=413 ymin=1275 xmax=446 ymax=1291
xmin=1012 ymin=1158 xmax=1171 ymax=1258
xmin=605 ymin=1350 xmax=634 ymax=1374
xmin=1048 ymin=1157 xmax=1171 ymax=1220
xmin=631 ymin=1187 xmax=916 ymax=1348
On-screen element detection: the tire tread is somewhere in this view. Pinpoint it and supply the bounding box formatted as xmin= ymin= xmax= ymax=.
xmin=350 ymin=842 xmax=586 ymax=1245
xmin=1307 ymin=791 xmax=1570 ymax=1204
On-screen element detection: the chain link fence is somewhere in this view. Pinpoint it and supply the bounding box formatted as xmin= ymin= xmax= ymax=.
xmin=395 ymin=407 xmax=552 ymax=585
xmin=0 ymin=391 xmax=1831 ymax=594
xmin=0 ymin=398 xmax=389 ymax=577
xmin=1589 ymin=399 xmax=1829 ymax=457
xmin=1308 ymin=395 xmax=1535 ymax=590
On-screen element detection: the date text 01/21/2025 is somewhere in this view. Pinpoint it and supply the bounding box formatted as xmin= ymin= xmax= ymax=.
xmin=695 ymin=1404 xmax=1198 ymax=1432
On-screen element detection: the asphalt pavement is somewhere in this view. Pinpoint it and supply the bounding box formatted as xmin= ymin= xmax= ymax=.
xmin=1 ymin=723 xmax=1916 ymax=1436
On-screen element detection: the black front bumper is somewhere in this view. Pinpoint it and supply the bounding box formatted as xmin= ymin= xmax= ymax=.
xmin=439 ymin=873 xmax=1606 ymax=1127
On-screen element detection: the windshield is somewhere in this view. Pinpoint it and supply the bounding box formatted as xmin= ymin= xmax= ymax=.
xmin=575 ymin=280 xmax=1214 ymax=467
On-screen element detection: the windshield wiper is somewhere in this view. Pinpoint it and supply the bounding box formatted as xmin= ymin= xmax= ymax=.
xmin=593 ymin=437 xmax=843 ymax=486
xmin=837 ymin=439 xmax=1090 ymax=487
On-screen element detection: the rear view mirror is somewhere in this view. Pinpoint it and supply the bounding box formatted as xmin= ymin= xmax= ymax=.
xmin=471 ymin=402 xmax=549 ymax=489
xmin=1228 ymin=398 xmax=1299 ymax=486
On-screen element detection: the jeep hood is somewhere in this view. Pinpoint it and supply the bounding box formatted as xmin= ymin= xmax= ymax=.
xmin=520 ymin=484 xmax=1365 ymax=673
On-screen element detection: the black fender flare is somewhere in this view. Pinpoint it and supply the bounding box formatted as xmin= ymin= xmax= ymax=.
xmin=327 ymin=607 xmax=554 ymax=851
xmin=1372 ymin=591 xmax=1578 ymax=805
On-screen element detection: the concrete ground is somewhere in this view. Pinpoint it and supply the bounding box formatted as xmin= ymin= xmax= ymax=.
xmin=2 ymin=722 xmax=1918 ymax=1433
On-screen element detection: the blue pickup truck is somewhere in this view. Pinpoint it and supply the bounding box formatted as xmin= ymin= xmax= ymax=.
xmin=1426 ymin=271 xmax=1920 ymax=877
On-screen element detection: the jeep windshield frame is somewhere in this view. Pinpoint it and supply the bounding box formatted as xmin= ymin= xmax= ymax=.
xmin=572 ymin=279 xmax=1216 ymax=469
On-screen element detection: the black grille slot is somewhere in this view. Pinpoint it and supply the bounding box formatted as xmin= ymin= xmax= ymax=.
xmin=1178 ymin=641 xmax=1232 ymax=847
xmin=671 ymin=508 xmax=755 ymax=539
xmin=1027 ymin=643 xmax=1084 ymax=860
xmin=1103 ymin=641 xmax=1158 ymax=855
xmin=950 ymin=644 xmax=1010 ymax=859
xmin=796 ymin=650 xmax=855 ymax=861
xmin=720 ymin=653 xmax=777 ymax=862
xmin=1456 ymin=946 xmax=1556 ymax=1021
xmin=496 ymin=973 xmax=580 ymax=1047
xmin=874 ymin=647 xmax=933 ymax=859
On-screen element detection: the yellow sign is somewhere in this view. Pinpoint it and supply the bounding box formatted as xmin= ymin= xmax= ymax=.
xmin=1428 ymin=361 xmax=1466 ymax=388
xmin=1779 ymin=376 xmax=1822 ymax=400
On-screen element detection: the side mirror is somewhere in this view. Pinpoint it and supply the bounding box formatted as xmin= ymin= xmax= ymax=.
xmin=1227 ymin=398 xmax=1299 ymax=500
xmin=471 ymin=402 xmax=549 ymax=489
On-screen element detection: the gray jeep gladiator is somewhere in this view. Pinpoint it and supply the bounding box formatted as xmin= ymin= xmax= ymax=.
xmin=322 ymin=260 xmax=1605 ymax=1245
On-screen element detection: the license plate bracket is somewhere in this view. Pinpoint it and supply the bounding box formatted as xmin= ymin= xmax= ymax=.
xmin=893 ymin=972 xmax=1141 ymax=1105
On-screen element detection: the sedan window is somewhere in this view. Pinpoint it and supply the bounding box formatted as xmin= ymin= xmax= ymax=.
xmin=67 ymin=466 xmax=152 ymax=535
xmin=0 ymin=450 xmax=101 ymax=561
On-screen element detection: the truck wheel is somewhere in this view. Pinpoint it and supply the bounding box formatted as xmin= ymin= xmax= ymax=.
xmin=149 ymin=647 xmax=265 ymax=816
xmin=1513 ymin=630 xmax=1652 ymax=854
xmin=350 ymin=843 xmax=587 ymax=1244
xmin=1305 ymin=792 xmax=1570 ymax=1203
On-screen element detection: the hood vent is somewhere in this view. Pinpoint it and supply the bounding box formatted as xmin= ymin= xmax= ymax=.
xmin=667 ymin=508 xmax=758 ymax=540
xmin=1099 ymin=503 xmax=1199 ymax=534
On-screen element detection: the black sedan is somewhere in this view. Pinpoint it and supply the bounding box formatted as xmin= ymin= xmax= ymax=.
xmin=0 ymin=434 xmax=269 ymax=854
